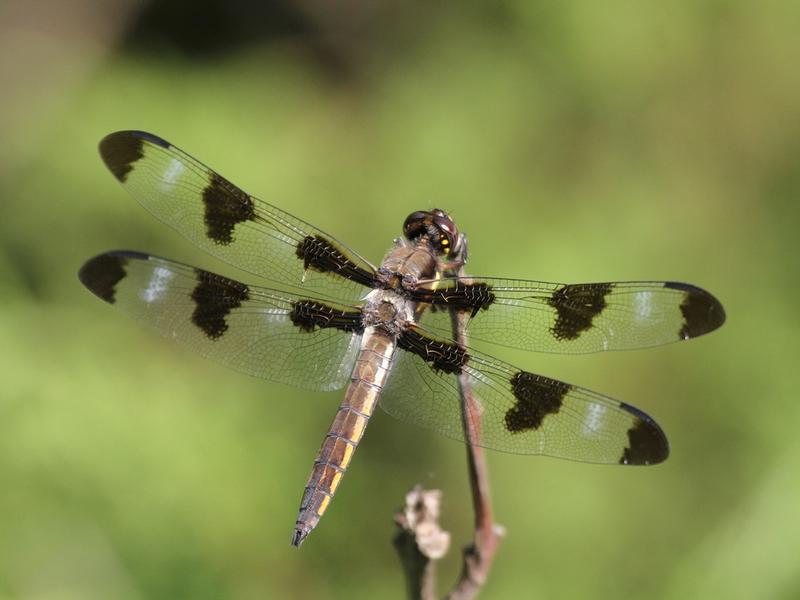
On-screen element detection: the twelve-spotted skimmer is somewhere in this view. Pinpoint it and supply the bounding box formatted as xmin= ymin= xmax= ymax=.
xmin=79 ymin=131 xmax=725 ymax=546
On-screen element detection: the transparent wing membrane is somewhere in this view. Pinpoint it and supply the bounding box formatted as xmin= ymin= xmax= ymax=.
xmin=414 ymin=277 xmax=725 ymax=354
xmin=79 ymin=251 xmax=363 ymax=392
xmin=99 ymin=131 xmax=377 ymax=302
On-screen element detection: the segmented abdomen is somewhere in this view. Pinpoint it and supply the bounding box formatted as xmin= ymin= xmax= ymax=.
xmin=291 ymin=327 xmax=395 ymax=546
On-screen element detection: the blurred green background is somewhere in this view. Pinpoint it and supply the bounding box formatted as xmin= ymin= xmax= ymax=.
xmin=1 ymin=1 xmax=798 ymax=598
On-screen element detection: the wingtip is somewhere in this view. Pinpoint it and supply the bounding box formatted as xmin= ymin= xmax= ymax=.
xmin=98 ymin=131 xmax=171 ymax=182
xmin=664 ymin=281 xmax=726 ymax=339
xmin=78 ymin=252 xmax=131 ymax=304
xmin=618 ymin=402 xmax=670 ymax=466
xmin=705 ymin=291 xmax=726 ymax=331
xmin=99 ymin=130 xmax=171 ymax=149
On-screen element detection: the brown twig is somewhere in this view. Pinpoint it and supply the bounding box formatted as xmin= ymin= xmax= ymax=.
xmin=393 ymin=487 xmax=451 ymax=600
xmin=444 ymin=307 xmax=504 ymax=600
xmin=393 ymin=271 xmax=503 ymax=599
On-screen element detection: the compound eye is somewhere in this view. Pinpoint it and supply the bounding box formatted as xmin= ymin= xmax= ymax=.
xmin=432 ymin=214 xmax=458 ymax=254
xmin=440 ymin=221 xmax=456 ymax=236
xmin=432 ymin=213 xmax=455 ymax=234
xmin=403 ymin=211 xmax=431 ymax=240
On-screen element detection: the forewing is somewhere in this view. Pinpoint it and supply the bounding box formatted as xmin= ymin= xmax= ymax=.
xmin=98 ymin=131 xmax=377 ymax=301
xmin=79 ymin=251 xmax=364 ymax=392
xmin=381 ymin=326 xmax=668 ymax=464
xmin=413 ymin=277 xmax=725 ymax=354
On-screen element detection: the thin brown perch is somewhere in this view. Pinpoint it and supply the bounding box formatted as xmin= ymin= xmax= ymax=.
xmin=393 ymin=487 xmax=451 ymax=600
xmin=445 ymin=307 xmax=504 ymax=600
xmin=393 ymin=279 xmax=503 ymax=599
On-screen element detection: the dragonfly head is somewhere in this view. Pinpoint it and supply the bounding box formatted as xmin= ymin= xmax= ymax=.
xmin=402 ymin=209 xmax=467 ymax=265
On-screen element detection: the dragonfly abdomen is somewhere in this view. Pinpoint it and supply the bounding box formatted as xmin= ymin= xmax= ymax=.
xmin=292 ymin=328 xmax=396 ymax=547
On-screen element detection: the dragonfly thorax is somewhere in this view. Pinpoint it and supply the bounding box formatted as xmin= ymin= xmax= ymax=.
xmin=362 ymin=289 xmax=416 ymax=336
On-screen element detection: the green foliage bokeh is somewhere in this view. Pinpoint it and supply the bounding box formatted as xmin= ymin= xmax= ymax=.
xmin=1 ymin=3 xmax=798 ymax=599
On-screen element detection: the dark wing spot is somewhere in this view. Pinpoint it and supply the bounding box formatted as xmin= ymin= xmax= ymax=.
xmin=99 ymin=133 xmax=147 ymax=182
xmin=289 ymin=301 xmax=365 ymax=334
xmin=664 ymin=281 xmax=726 ymax=339
xmin=78 ymin=252 xmax=136 ymax=303
xmin=619 ymin=402 xmax=669 ymax=465
xmin=548 ymin=283 xmax=614 ymax=341
xmin=202 ymin=172 xmax=256 ymax=245
xmin=128 ymin=130 xmax=170 ymax=148
xmin=397 ymin=328 xmax=468 ymax=375
xmin=295 ymin=235 xmax=376 ymax=287
xmin=505 ymin=372 xmax=570 ymax=433
xmin=410 ymin=282 xmax=496 ymax=318
xmin=190 ymin=269 xmax=250 ymax=340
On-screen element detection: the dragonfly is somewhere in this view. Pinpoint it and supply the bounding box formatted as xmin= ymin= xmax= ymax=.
xmin=79 ymin=131 xmax=726 ymax=547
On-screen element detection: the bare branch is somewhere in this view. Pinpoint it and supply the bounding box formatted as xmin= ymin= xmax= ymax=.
xmin=393 ymin=266 xmax=503 ymax=599
xmin=393 ymin=486 xmax=451 ymax=600
xmin=445 ymin=307 xmax=504 ymax=600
